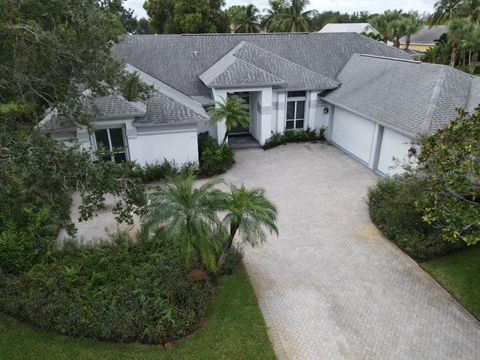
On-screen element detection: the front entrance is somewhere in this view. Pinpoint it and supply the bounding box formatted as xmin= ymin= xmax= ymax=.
xmin=229 ymin=92 xmax=250 ymax=135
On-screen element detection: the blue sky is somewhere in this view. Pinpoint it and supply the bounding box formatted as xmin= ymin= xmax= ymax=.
xmin=125 ymin=0 xmax=436 ymax=19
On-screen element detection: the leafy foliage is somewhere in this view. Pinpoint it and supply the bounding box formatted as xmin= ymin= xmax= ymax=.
xmin=367 ymin=176 xmax=465 ymax=259
xmin=263 ymin=127 xmax=326 ymax=150
xmin=198 ymin=132 xmax=235 ymax=177
xmin=414 ymin=109 xmax=480 ymax=245
xmin=0 ymin=233 xmax=212 ymax=344
xmin=208 ymin=96 xmax=250 ymax=143
xmin=234 ymin=4 xmax=261 ymax=33
xmin=263 ymin=0 xmax=313 ymax=32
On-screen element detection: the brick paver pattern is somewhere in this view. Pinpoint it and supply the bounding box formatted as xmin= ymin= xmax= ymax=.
xmin=224 ymin=143 xmax=480 ymax=360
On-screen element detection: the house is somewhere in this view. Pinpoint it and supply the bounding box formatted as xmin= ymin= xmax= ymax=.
xmin=39 ymin=32 xmax=479 ymax=176
xmin=400 ymin=25 xmax=448 ymax=52
xmin=319 ymin=23 xmax=380 ymax=36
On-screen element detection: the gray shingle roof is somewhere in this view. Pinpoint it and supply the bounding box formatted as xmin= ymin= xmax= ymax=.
xmin=112 ymin=33 xmax=410 ymax=99
xmin=200 ymin=43 xmax=286 ymax=88
xmin=400 ymin=25 xmax=448 ymax=45
xmin=323 ymin=54 xmax=475 ymax=137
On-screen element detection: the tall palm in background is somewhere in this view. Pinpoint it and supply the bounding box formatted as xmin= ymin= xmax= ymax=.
xmin=208 ymin=95 xmax=250 ymax=143
xmin=261 ymin=0 xmax=287 ymax=30
xmin=429 ymin=0 xmax=463 ymax=24
xmin=235 ymin=4 xmax=261 ymax=33
xmin=266 ymin=0 xmax=313 ymax=32
xmin=216 ymin=184 xmax=278 ymax=273
xmin=371 ymin=10 xmax=404 ymax=44
xmin=141 ymin=174 xmax=226 ymax=270
xmin=465 ymin=23 xmax=480 ymax=72
xmin=448 ymin=18 xmax=474 ymax=66
xmin=403 ymin=13 xmax=424 ymax=49
xmin=460 ymin=0 xmax=480 ymax=22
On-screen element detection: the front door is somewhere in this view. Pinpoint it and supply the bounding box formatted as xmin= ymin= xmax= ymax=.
xmin=229 ymin=92 xmax=250 ymax=135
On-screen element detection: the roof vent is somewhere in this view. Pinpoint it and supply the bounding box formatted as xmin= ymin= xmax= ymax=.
xmin=193 ymin=50 xmax=199 ymax=56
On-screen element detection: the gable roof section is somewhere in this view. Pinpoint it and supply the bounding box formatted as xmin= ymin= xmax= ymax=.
xmin=200 ymin=43 xmax=286 ymax=88
xmin=112 ymin=33 xmax=410 ymax=99
xmin=323 ymin=54 xmax=475 ymax=137
xmin=400 ymin=25 xmax=448 ymax=45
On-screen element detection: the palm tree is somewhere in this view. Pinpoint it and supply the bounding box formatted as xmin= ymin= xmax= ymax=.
xmin=448 ymin=18 xmax=474 ymax=66
xmin=208 ymin=95 xmax=250 ymax=144
xmin=388 ymin=20 xmax=406 ymax=48
xmin=429 ymin=0 xmax=463 ymax=25
xmin=216 ymin=183 xmax=278 ymax=273
xmin=460 ymin=0 xmax=480 ymax=22
xmin=262 ymin=0 xmax=287 ymax=31
xmin=371 ymin=10 xmax=404 ymax=44
xmin=235 ymin=4 xmax=260 ymax=33
xmin=141 ymin=173 xmax=226 ymax=271
xmin=270 ymin=0 xmax=313 ymax=32
xmin=403 ymin=14 xmax=424 ymax=49
xmin=465 ymin=23 xmax=480 ymax=73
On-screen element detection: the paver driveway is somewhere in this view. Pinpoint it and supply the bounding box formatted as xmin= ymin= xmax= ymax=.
xmin=224 ymin=143 xmax=480 ymax=360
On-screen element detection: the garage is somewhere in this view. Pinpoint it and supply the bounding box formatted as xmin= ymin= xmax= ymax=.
xmin=331 ymin=107 xmax=376 ymax=165
xmin=377 ymin=128 xmax=413 ymax=175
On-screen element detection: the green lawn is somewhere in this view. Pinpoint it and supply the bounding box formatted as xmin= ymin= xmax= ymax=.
xmin=421 ymin=246 xmax=480 ymax=320
xmin=0 ymin=267 xmax=275 ymax=360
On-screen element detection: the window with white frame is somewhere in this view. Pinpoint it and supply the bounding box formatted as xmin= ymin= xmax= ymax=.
xmin=94 ymin=127 xmax=128 ymax=163
xmin=286 ymin=91 xmax=306 ymax=129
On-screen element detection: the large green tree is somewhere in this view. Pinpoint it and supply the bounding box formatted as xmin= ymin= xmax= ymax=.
xmin=414 ymin=108 xmax=480 ymax=245
xmin=266 ymin=0 xmax=313 ymax=32
xmin=234 ymin=4 xmax=261 ymax=33
xmin=144 ymin=0 xmax=229 ymax=34
xmin=429 ymin=0 xmax=463 ymax=24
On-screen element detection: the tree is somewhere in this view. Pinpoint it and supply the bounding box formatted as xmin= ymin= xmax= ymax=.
xmin=216 ymin=184 xmax=278 ymax=273
xmin=143 ymin=0 xmax=176 ymax=33
xmin=429 ymin=0 xmax=463 ymax=24
xmin=0 ymin=0 xmax=147 ymax=122
xmin=208 ymin=96 xmax=250 ymax=143
xmin=261 ymin=0 xmax=287 ymax=31
xmin=413 ymin=108 xmax=480 ymax=246
xmin=448 ymin=18 xmax=473 ymax=66
xmin=460 ymin=0 xmax=480 ymax=23
xmin=141 ymin=173 xmax=226 ymax=270
xmin=402 ymin=13 xmax=424 ymax=49
xmin=388 ymin=19 xmax=406 ymax=48
xmin=371 ymin=10 xmax=404 ymax=44
xmin=269 ymin=0 xmax=313 ymax=32
xmin=465 ymin=23 xmax=480 ymax=73
xmin=235 ymin=4 xmax=261 ymax=33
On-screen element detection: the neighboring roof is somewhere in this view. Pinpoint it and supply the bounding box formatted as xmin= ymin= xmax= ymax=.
xmin=319 ymin=23 xmax=379 ymax=35
xmin=467 ymin=77 xmax=480 ymax=112
xmin=200 ymin=41 xmax=338 ymax=90
xmin=112 ymin=33 xmax=410 ymax=100
xmin=323 ymin=54 xmax=475 ymax=137
xmin=400 ymin=25 xmax=448 ymax=45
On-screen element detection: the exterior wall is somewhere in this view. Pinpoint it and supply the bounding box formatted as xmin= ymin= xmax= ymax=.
xmin=130 ymin=124 xmax=199 ymax=166
xmin=377 ymin=128 xmax=413 ymax=175
xmin=315 ymin=99 xmax=332 ymax=129
xmin=330 ymin=107 xmax=376 ymax=165
xmin=400 ymin=43 xmax=433 ymax=52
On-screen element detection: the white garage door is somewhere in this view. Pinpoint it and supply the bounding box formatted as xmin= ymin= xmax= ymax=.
xmin=331 ymin=107 xmax=376 ymax=165
xmin=377 ymin=128 xmax=412 ymax=175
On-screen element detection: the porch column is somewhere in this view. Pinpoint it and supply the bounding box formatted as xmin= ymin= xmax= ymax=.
xmin=276 ymin=92 xmax=286 ymax=134
xmin=258 ymin=87 xmax=272 ymax=145
xmin=308 ymin=91 xmax=318 ymax=129
xmin=76 ymin=127 xmax=92 ymax=151
xmin=212 ymin=89 xmax=228 ymax=144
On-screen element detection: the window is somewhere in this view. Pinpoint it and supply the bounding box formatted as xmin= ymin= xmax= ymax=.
xmin=286 ymin=91 xmax=306 ymax=130
xmin=94 ymin=127 xmax=128 ymax=163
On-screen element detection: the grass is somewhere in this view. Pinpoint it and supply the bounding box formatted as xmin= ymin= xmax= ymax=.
xmin=421 ymin=246 xmax=480 ymax=320
xmin=0 ymin=267 xmax=275 ymax=360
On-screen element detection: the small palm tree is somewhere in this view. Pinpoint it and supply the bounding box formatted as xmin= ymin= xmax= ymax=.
xmin=465 ymin=23 xmax=480 ymax=73
xmin=141 ymin=173 xmax=226 ymax=271
xmin=371 ymin=10 xmax=404 ymax=44
xmin=235 ymin=4 xmax=260 ymax=33
xmin=208 ymin=95 xmax=250 ymax=144
xmin=216 ymin=183 xmax=278 ymax=273
xmin=273 ymin=0 xmax=313 ymax=32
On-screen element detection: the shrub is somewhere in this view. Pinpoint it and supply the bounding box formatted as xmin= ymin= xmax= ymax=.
xmin=367 ymin=175 xmax=465 ymax=260
xmin=218 ymin=246 xmax=244 ymax=276
xmin=198 ymin=132 xmax=235 ymax=176
xmin=133 ymin=160 xmax=199 ymax=183
xmin=263 ymin=127 xmax=326 ymax=150
xmin=0 ymin=232 xmax=212 ymax=344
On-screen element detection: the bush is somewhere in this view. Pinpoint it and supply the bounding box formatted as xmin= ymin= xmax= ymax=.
xmin=0 ymin=233 xmax=212 ymax=344
xmin=263 ymin=127 xmax=326 ymax=150
xmin=133 ymin=160 xmax=198 ymax=183
xmin=367 ymin=175 xmax=465 ymax=260
xmin=218 ymin=246 xmax=244 ymax=276
xmin=198 ymin=132 xmax=235 ymax=177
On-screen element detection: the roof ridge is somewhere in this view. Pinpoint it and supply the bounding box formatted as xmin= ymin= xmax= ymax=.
xmin=240 ymin=41 xmax=339 ymax=87
xmin=125 ymin=63 xmax=208 ymax=119
xmin=421 ymin=66 xmax=447 ymax=132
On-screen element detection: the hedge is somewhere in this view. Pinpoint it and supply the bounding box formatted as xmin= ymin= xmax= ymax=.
xmin=263 ymin=127 xmax=326 ymax=150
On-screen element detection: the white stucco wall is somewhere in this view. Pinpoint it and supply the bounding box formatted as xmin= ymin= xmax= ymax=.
xmin=129 ymin=124 xmax=199 ymax=166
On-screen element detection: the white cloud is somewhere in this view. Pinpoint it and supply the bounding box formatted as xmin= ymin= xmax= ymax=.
xmin=125 ymin=0 xmax=436 ymax=20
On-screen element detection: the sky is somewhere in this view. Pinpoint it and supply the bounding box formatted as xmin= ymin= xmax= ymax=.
xmin=125 ymin=0 xmax=436 ymax=20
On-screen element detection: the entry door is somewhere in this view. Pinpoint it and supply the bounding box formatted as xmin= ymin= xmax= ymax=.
xmin=229 ymin=92 xmax=250 ymax=135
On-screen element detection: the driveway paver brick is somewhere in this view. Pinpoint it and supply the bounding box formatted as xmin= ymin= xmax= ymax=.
xmin=224 ymin=142 xmax=480 ymax=360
